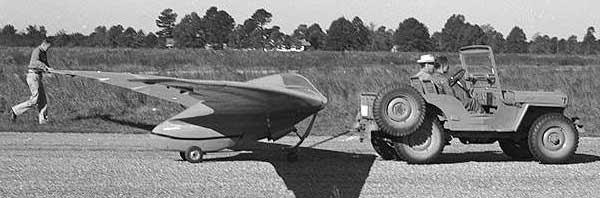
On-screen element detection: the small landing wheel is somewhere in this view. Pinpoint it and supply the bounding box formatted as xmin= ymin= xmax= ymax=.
xmin=286 ymin=151 xmax=298 ymax=162
xmin=184 ymin=146 xmax=204 ymax=163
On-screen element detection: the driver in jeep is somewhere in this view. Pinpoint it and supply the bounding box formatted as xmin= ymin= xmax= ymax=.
xmin=415 ymin=55 xmax=484 ymax=113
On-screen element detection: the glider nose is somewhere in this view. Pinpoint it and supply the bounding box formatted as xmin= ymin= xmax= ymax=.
xmin=149 ymin=120 xmax=198 ymax=151
xmin=148 ymin=121 xmax=179 ymax=151
xmin=317 ymin=100 xmax=327 ymax=110
xmin=149 ymin=119 xmax=238 ymax=152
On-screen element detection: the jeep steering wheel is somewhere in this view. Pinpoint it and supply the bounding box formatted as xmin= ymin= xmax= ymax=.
xmin=449 ymin=69 xmax=472 ymax=98
xmin=449 ymin=69 xmax=466 ymax=87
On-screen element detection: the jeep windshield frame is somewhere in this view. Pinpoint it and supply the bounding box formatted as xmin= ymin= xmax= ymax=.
xmin=459 ymin=45 xmax=497 ymax=75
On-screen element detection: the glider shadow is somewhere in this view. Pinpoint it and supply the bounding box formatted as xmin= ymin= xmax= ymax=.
xmin=205 ymin=142 xmax=377 ymax=198
xmin=75 ymin=115 xmax=376 ymax=198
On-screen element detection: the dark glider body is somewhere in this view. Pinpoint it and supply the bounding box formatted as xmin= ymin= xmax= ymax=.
xmin=52 ymin=70 xmax=327 ymax=155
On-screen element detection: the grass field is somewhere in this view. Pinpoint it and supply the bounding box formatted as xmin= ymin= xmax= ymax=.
xmin=0 ymin=47 xmax=598 ymax=136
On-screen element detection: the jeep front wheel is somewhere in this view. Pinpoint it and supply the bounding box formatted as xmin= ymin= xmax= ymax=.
xmin=373 ymin=84 xmax=426 ymax=137
xmin=528 ymin=113 xmax=579 ymax=164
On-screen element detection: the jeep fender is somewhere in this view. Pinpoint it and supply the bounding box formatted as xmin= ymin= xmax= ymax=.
xmin=422 ymin=94 xmax=471 ymax=122
xmin=510 ymin=104 xmax=566 ymax=132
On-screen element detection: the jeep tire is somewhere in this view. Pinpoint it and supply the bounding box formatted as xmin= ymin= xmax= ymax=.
xmin=394 ymin=114 xmax=444 ymax=164
xmin=373 ymin=84 xmax=426 ymax=137
xmin=370 ymin=131 xmax=399 ymax=160
xmin=528 ymin=113 xmax=579 ymax=164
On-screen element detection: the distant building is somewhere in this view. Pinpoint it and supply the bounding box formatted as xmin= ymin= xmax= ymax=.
xmin=298 ymin=39 xmax=311 ymax=49
xmin=275 ymin=39 xmax=311 ymax=52
xmin=165 ymin=38 xmax=175 ymax=48
xmin=391 ymin=45 xmax=400 ymax=52
xmin=205 ymin=43 xmax=227 ymax=50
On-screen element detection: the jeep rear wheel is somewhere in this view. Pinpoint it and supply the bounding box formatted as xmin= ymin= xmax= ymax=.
xmin=528 ymin=113 xmax=579 ymax=164
xmin=394 ymin=114 xmax=444 ymax=164
xmin=373 ymin=84 xmax=426 ymax=137
xmin=370 ymin=131 xmax=399 ymax=160
xmin=499 ymin=139 xmax=532 ymax=160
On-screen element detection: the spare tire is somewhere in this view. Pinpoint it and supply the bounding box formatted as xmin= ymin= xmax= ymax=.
xmin=373 ymin=84 xmax=426 ymax=137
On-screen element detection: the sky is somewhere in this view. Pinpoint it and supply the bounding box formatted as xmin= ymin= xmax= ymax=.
xmin=0 ymin=0 xmax=598 ymax=40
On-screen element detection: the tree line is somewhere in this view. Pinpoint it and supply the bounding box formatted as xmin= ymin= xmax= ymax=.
xmin=0 ymin=24 xmax=162 ymax=48
xmin=0 ymin=6 xmax=599 ymax=54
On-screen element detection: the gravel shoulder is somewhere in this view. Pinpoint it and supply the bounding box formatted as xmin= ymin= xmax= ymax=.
xmin=1 ymin=132 xmax=599 ymax=198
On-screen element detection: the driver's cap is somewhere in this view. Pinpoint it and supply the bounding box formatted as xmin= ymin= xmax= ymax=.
xmin=417 ymin=54 xmax=435 ymax=63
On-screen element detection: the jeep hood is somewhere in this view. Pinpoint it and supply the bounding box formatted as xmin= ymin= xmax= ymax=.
xmin=503 ymin=90 xmax=568 ymax=107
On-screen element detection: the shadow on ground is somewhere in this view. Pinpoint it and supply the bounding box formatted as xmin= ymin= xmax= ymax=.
xmin=435 ymin=151 xmax=600 ymax=165
xmin=88 ymin=115 xmax=376 ymax=198
xmin=90 ymin=116 xmax=600 ymax=197
xmin=71 ymin=114 xmax=155 ymax=131
xmin=206 ymin=142 xmax=376 ymax=198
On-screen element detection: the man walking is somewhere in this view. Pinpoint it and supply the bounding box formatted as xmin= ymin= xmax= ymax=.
xmin=7 ymin=40 xmax=53 ymax=124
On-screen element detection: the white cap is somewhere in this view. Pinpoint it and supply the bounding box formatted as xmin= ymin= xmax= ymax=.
xmin=417 ymin=54 xmax=435 ymax=63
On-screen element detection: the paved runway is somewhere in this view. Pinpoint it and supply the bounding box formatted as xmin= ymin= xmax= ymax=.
xmin=1 ymin=132 xmax=599 ymax=198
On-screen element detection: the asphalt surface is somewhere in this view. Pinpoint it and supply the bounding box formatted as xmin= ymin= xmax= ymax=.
xmin=1 ymin=132 xmax=599 ymax=198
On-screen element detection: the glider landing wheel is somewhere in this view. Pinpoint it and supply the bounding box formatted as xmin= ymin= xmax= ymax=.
xmin=284 ymin=113 xmax=318 ymax=162
xmin=184 ymin=146 xmax=204 ymax=163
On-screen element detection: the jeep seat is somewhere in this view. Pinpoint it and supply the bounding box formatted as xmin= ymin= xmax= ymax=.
xmin=410 ymin=77 xmax=439 ymax=95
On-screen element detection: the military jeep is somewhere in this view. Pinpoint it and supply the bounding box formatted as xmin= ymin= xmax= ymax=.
xmin=354 ymin=45 xmax=582 ymax=164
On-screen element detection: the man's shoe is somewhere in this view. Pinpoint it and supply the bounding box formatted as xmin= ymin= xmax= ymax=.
xmin=7 ymin=110 xmax=16 ymax=122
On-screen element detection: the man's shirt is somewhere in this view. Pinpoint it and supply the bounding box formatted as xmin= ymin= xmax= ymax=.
xmin=431 ymin=73 xmax=454 ymax=95
xmin=431 ymin=72 xmax=485 ymax=113
xmin=28 ymin=46 xmax=50 ymax=71
xmin=413 ymin=69 xmax=432 ymax=81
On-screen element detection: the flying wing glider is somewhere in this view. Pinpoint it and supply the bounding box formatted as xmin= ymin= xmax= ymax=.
xmin=52 ymin=70 xmax=328 ymax=163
